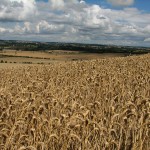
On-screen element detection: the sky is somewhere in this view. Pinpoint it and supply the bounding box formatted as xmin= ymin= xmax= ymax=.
xmin=0 ymin=0 xmax=150 ymax=47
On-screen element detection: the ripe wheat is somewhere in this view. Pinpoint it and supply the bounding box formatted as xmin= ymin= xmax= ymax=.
xmin=0 ymin=54 xmax=150 ymax=150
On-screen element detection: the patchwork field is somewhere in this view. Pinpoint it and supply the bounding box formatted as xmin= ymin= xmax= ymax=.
xmin=0 ymin=50 xmax=128 ymax=67
xmin=0 ymin=54 xmax=149 ymax=150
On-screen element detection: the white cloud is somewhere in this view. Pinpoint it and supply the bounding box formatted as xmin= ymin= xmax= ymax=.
xmin=0 ymin=27 xmax=13 ymax=33
xmin=0 ymin=27 xmax=8 ymax=33
xmin=49 ymin=0 xmax=78 ymax=10
xmin=144 ymin=38 xmax=150 ymax=42
xmin=0 ymin=0 xmax=150 ymax=46
xmin=36 ymin=20 xmax=65 ymax=34
xmin=50 ymin=0 xmax=64 ymax=10
xmin=107 ymin=0 xmax=134 ymax=6
xmin=0 ymin=0 xmax=37 ymax=21
xmin=80 ymin=0 xmax=85 ymax=4
xmin=143 ymin=25 xmax=150 ymax=34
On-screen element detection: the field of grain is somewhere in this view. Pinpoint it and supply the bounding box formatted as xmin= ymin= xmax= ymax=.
xmin=0 ymin=57 xmax=54 ymax=65
xmin=0 ymin=63 xmax=36 ymax=69
xmin=0 ymin=54 xmax=149 ymax=150
xmin=0 ymin=50 xmax=127 ymax=62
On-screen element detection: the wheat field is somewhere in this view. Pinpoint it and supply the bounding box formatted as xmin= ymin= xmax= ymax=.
xmin=0 ymin=54 xmax=150 ymax=150
xmin=0 ymin=50 xmax=126 ymax=62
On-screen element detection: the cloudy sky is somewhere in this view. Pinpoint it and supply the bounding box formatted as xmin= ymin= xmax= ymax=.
xmin=0 ymin=0 xmax=150 ymax=46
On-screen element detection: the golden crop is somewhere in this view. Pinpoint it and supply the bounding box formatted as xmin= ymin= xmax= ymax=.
xmin=0 ymin=54 xmax=150 ymax=150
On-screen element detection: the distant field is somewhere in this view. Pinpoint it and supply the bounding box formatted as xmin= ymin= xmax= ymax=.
xmin=1 ymin=50 xmax=52 ymax=59
xmin=0 ymin=57 xmax=54 ymax=64
xmin=0 ymin=50 xmax=128 ymax=67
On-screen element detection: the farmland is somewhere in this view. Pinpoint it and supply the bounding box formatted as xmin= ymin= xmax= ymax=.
xmin=0 ymin=50 xmax=127 ymax=67
xmin=0 ymin=54 xmax=150 ymax=150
